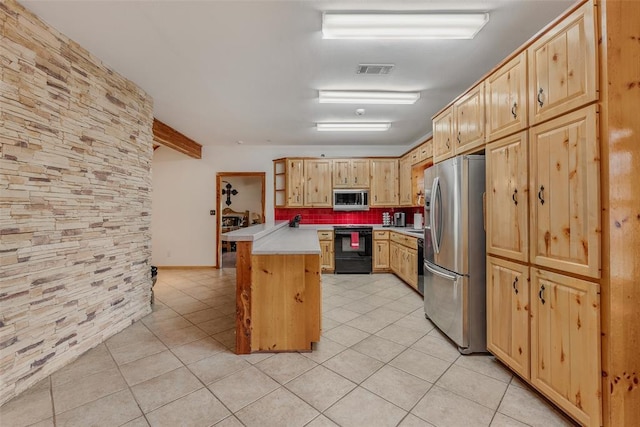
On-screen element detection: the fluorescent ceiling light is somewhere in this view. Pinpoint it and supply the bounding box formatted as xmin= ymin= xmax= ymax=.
xmin=316 ymin=122 xmax=391 ymax=132
xmin=319 ymin=90 xmax=420 ymax=104
xmin=322 ymin=12 xmax=489 ymax=40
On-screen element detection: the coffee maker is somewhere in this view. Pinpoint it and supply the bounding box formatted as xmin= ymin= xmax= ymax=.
xmin=393 ymin=212 xmax=406 ymax=227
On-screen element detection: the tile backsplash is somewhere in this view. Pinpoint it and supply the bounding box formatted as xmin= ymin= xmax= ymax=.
xmin=275 ymin=207 xmax=422 ymax=225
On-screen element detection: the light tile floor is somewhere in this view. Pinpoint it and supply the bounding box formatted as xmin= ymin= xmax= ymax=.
xmin=1 ymin=268 xmax=577 ymax=427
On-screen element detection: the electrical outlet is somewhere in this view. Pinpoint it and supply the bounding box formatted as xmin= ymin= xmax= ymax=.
xmin=210 ymin=210 xmax=216 ymax=215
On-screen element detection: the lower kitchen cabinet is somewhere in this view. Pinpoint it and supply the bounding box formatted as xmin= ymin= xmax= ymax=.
xmin=373 ymin=230 xmax=390 ymax=272
xmin=486 ymin=256 xmax=530 ymax=379
xmin=390 ymin=232 xmax=418 ymax=289
xmin=530 ymin=267 xmax=601 ymax=426
xmin=317 ymin=230 xmax=334 ymax=272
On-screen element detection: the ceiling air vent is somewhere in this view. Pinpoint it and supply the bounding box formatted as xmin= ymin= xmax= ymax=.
xmin=356 ymin=64 xmax=394 ymax=75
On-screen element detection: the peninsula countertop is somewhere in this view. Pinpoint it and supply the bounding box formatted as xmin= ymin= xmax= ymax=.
xmin=221 ymin=221 xmax=321 ymax=254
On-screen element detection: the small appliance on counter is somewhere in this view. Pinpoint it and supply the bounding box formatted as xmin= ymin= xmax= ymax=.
xmin=288 ymin=214 xmax=301 ymax=227
xmin=394 ymin=212 xmax=406 ymax=227
xmin=382 ymin=212 xmax=392 ymax=227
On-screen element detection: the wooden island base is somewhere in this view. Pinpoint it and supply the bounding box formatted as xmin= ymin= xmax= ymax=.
xmin=235 ymin=241 xmax=321 ymax=354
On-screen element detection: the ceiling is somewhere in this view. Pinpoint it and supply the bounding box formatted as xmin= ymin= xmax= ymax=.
xmin=22 ymin=0 xmax=574 ymax=148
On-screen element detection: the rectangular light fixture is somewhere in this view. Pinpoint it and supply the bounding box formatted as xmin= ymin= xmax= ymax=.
xmin=319 ymin=90 xmax=420 ymax=104
xmin=316 ymin=122 xmax=391 ymax=132
xmin=322 ymin=12 xmax=489 ymax=40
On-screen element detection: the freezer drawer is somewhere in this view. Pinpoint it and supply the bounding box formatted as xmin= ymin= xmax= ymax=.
xmin=424 ymin=261 xmax=468 ymax=349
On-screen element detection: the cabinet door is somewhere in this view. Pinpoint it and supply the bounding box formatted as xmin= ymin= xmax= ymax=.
xmin=373 ymin=240 xmax=390 ymax=271
xmin=486 ymin=51 xmax=528 ymax=142
xmin=486 ymin=132 xmax=529 ymax=262
xmin=287 ymin=159 xmax=304 ymax=207
xmin=419 ymin=139 xmax=433 ymax=161
xmin=530 ymin=268 xmax=601 ymax=426
xmin=399 ymin=158 xmax=412 ymax=206
xmin=319 ymin=240 xmax=334 ymax=272
xmin=528 ymin=0 xmax=597 ymax=125
xmin=351 ymin=159 xmax=370 ymax=188
xmin=454 ymin=82 xmax=485 ymax=154
xmin=486 ymin=257 xmax=530 ymax=379
xmin=332 ymin=159 xmax=350 ymax=188
xmin=370 ymin=159 xmax=399 ymax=206
xmin=305 ymin=159 xmax=332 ymax=207
xmin=405 ymin=247 xmax=418 ymax=289
xmin=529 ymin=106 xmax=600 ymax=278
xmin=389 ymin=242 xmax=401 ymax=274
xmin=433 ymin=107 xmax=454 ymax=163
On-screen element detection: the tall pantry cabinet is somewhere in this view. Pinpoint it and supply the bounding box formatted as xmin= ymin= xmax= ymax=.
xmin=428 ymin=0 xmax=637 ymax=425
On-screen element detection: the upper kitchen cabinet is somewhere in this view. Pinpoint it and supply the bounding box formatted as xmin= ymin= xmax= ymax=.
xmin=333 ymin=158 xmax=370 ymax=188
xmin=433 ymin=107 xmax=454 ymax=163
xmin=418 ymin=139 xmax=433 ymax=163
xmin=528 ymin=0 xmax=597 ymax=125
xmin=370 ymin=158 xmax=399 ymax=206
xmin=454 ymin=82 xmax=486 ymax=154
xmin=485 ymin=52 xmax=528 ymax=142
xmin=486 ymin=131 xmax=529 ymax=262
xmin=304 ymin=159 xmax=332 ymax=207
xmin=529 ymin=105 xmax=600 ymax=278
xmin=274 ymin=158 xmax=304 ymax=208
xmin=399 ymin=155 xmax=413 ymax=206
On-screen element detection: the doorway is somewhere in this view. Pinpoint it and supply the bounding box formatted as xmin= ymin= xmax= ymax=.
xmin=216 ymin=172 xmax=266 ymax=268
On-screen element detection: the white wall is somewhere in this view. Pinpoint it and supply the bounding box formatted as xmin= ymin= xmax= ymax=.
xmin=151 ymin=144 xmax=403 ymax=266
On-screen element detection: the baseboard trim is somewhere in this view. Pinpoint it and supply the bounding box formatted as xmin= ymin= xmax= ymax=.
xmin=157 ymin=266 xmax=217 ymax=270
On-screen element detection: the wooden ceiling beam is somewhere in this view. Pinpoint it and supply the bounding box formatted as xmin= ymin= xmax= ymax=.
xmin=152 ymin=118 xmax=202 ymax=159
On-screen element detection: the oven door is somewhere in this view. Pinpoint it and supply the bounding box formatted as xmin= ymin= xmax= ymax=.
xmin=334 ymin=229 xmax=372 ymax=273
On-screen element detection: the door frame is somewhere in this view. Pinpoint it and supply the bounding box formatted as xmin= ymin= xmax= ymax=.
xmin=216 ymin=172 xmax=266 ymax=268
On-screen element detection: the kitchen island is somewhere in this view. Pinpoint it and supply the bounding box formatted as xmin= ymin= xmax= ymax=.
xmin=221 ymin=222 xmax=321 ymax=354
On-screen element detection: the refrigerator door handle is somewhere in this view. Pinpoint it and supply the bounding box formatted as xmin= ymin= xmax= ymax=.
xmin=430 ymin=177 xmax=440 ymax=254
xmin=425 ymin=262 xmax=457 ymax=281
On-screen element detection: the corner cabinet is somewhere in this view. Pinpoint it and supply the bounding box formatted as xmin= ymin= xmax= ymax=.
xmin=274 ymin=158 xmax=304 ymax=208
xmin=454 ymin=82 xmax=486 ymax=154
xmin=486 ymin=131 xmax=529 ymax=262
xmin=304 ymin=159 xmax=332 ymax=207
xmin=485 ymin=51 xmax=528 ymax=142
xmin=370 ymin=159 xmax=399 ymax=206
xmin=529 ymin=105 xmax=600 ymax=278
xmin=528 ymin=0 xmax=597 ymax=125
xmin=486 ymin=257 xmax=530 ymax=379
xmin=530 ymin=268 xmax=601 ymax=426
xmin=433 ymin=107 xmax=454 ymax=163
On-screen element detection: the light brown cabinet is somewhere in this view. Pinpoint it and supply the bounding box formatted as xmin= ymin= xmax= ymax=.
xmin=485 ymin=51 xmax=528 ymax=142
xmin=333 ymin=159 xmax=370 ymax=188
xmin=529 ymin=105 xmax=600 ymax=278
xmin=274 ymin=158 xmax=304 ymax=207
xmin=486 ymin=257 xmax=530 ymax=379
xmin=433 ymin=107 xmax=454 ymax=163
xmin=454 ymin=82 xmax=486 ymax=154
xmin=399 ymin=156 xmax=412 ymax=206
xmin=390 ymin=232 xmax=418 ymax=289
xmin=418 ymin=139 xmax=433 ymax=162
xmin=373 ymin=230 xmax=390 ymax=272
xmin=528 ymin=0 xmax=597 ymax=125
xmin=370 ymin=159 xmax=399 ymax=206
xmin=486 ymin=131 xmax=529 ymax=262
xmin=530 ymin=267 xmax=601 ymax=426
xmin=318 ymin=230 xmax=334 ymax=272
xmin=304 ymin=159 xmax=332 ymax=207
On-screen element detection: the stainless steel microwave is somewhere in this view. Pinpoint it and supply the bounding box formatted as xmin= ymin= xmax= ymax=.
xmin=333 ymin=189 xmax=369 ymax=211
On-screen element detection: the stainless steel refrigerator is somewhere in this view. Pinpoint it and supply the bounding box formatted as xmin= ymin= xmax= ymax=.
xmin=423 ymin=154 xmax=486 ymax=354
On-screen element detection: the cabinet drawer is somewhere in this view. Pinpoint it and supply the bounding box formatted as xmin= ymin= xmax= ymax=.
xmin=374 ymin=230 xmax=389 ymax=240
xmin=317 ymin=230 xmax=334 ymax=241
xmin=390 ymin=232 xmax=418 ymax=249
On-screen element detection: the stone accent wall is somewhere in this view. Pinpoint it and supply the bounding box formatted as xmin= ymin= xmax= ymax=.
xmin=0 ymin=0 xmax=154 ymax=405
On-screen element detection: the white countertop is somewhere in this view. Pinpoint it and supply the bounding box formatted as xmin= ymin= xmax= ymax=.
xmin=299 ymin=224 xmax=425 ymax=238
xmin=221 ymin=221 xmax=288 ymax=242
